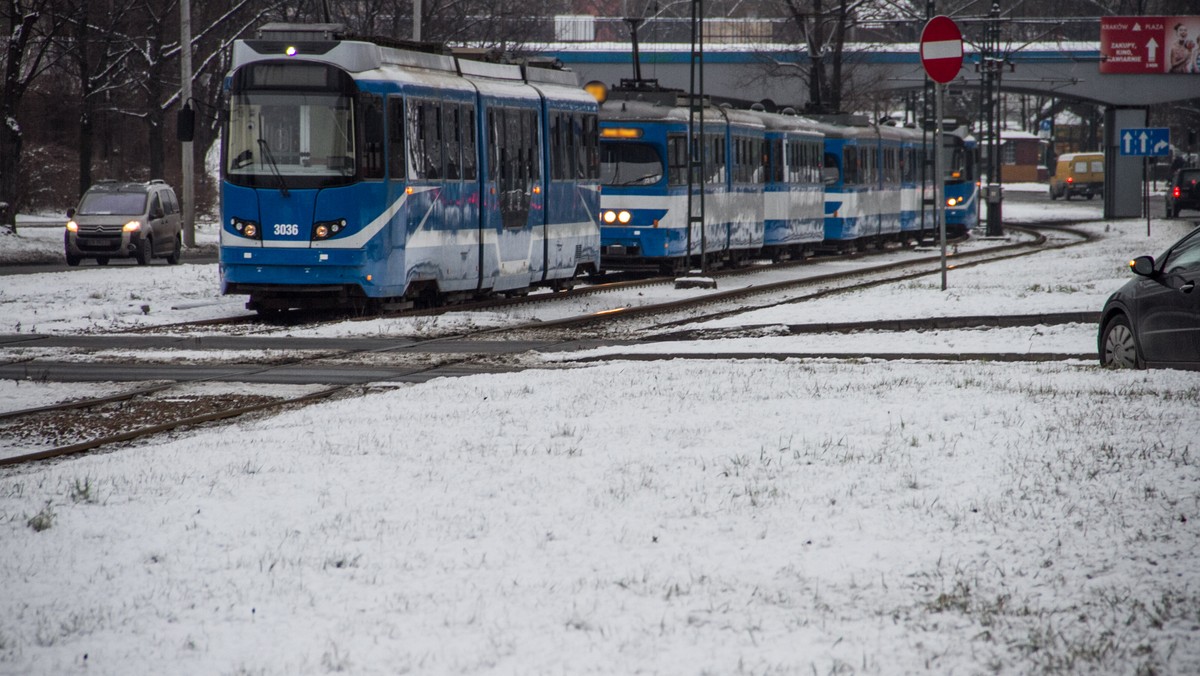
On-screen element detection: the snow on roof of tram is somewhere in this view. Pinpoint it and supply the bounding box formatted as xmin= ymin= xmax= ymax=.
xmin=240 ymin=23 xmax=460 ymax=74
xmin=521 ymin=62 xmax=580 ymax=87
xmin=456 ymin=58 xmax=524 ymax=82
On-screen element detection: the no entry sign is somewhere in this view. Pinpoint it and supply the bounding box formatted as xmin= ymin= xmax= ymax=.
xmin=920 ymin=15 xmax=964 ymax=84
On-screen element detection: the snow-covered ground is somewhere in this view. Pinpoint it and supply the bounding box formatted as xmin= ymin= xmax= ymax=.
xmin=2 ymin=189 xmax=1199 ymax=675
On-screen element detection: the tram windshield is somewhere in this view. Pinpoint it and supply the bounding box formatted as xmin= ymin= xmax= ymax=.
xmin=600 ymin=143 xmax=663 ymax=187
xmin=942 ymin=138 xmax=974 ymax=183
xmin=225 ymin=91 xmax=357 ymax=187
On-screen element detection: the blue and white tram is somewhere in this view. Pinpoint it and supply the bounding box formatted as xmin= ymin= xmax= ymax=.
xmin=596 ymin=88 xmax=776 ymax=272
xmin=219 ymin=24 xmax=600 ymax=313
xmin=761 ymin=112 xmax=827 ymax=258
xmin=897 ymin=126 xmax=927 ymax=237
xmin=942 ymin=128 xmax=979 ymax=235
xmin=821 ymin=119 xmax=927 ymax=245
xmin=595 ymin=92 xmax=691 ymax=269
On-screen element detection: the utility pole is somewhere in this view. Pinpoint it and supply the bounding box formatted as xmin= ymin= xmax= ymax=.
xmin=687 ymin=0 xmax=707 ymax=276
xmin=413 ymin=0 xmax=421 ymax=41
xmin=921 ymin=0 xmax=935 ymax=241
xmin=180 ymin=0 xmax=195 ymax=247
xmin=979 ymin=1 xmax=1005 ymax=237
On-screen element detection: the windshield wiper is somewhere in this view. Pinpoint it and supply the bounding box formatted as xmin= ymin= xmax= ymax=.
xmin=256 ymin=138 xmax=290 ymax=197
xmin=618 ymin=171 xmax=661 ymax=186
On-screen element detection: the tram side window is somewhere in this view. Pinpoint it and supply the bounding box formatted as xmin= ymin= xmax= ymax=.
xmin=387 ymin=96 xmax=405 ymax=180
xmin=842 ymin=147 xmax=858 ymax=185
xmin=572 ymin=114 xmax=587 ymax=179
xmin=756 ymin=139 xmax=767 ymax=184
xmin=858 ymin=148 xmax=872 ymax=185
xmin=444 ymin=104 xmax=461 ymax=180
xmin=581 ymin=114 xmax=598 ymax=180
xmin=667 ymin=133 xmax=687 ymax=186
xmin=488 ymin=108 xmax=499 ymax=183
xmin=507 ymin=109 xmax=523 ymax=187
xmin=462 ymin=105 xmax=477 ymax=180
xmin=732 ymin=138 xmax=742 ymax=182
xmin=408 ymin=99 xmax=444 ymax=180
xmin=707 ymin=134 xmax=725 ymax=184
xmin=527 ymin=109 xmax=541 ymax=181
xmin=770 ymin=139 xmax=783 ymax=183
xmin=498 ymin=108 xmax=513 ymax=191
xmin=358 ymin=93 xmax=384 ymax=180
xmin=550 ymin=114 xmax=565 ymax=180
xmin=568 ymin=113 xmax=578 ymax=180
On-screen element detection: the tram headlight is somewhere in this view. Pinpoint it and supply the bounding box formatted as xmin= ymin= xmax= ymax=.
xmin=946 ymin=196 xmax=962 ymax=207
xmin=231 ymin=217 xmax=261 ymax=240
xmin=602 ymin=210 xmax=632 ymax=225
xmin=312 ymin=219 xmax=348 ymax=241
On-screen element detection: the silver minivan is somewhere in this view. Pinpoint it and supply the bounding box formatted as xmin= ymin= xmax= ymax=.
xmin=65 ymin=180 xmax=183 ymax=265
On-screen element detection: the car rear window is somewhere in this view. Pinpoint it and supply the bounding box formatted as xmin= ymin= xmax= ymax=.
xmin=1179 ymin=170 xmax=1200 ymax=184
xmin=78 ymin=192 xmax=147 ymax=216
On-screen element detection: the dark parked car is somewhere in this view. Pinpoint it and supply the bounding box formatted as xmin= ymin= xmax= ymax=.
xmin=1165 ymin=168 xmax=1200 ymax=218
xmin=1099 ymin=225 xmax=1200 ymax=370
xmin=65 ymin=180 xmax=182 ymax=266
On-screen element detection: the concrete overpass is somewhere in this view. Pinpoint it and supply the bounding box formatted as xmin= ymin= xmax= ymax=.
xmin=540 ymin=41 xmax=1198 ymax=218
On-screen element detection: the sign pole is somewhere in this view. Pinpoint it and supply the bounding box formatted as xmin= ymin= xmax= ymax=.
xmin=936 ymin=82 xmax=947 ymax=291
xmin=1144 ymin=156 xmax=1150 ymax=237
xmin=919 ymin=14 xmax=963 ymax=291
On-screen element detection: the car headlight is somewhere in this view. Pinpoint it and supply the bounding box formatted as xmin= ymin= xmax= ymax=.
xmin=123 ymin=220 xmax=142 ymax=232
xmin=312 ymin=219 xmax=348 ymax=241
xmin=66 ymin=220 xmax=78 ymax=232
xmin=231 ymin=217 xmax=261 ymax=240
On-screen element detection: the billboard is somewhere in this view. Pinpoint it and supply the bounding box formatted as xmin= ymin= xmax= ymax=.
xmin=1100 ymin=16 xmax=1200 ymax=74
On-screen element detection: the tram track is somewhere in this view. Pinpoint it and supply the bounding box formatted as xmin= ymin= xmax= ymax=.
xmin=120 ymin=233 xmax=970 ymax=336
xmin=0 ymin=222 xmax=1093 ymax=468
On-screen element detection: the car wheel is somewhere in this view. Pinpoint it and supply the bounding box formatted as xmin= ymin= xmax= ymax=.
xmin=1049 ymin=189 xmax=1057 ymax=201
xmin=65 ymin=250 xmax=81 ymax=267
xmin=135 ymin=238 xmax=151 ymax=265
xmin=1172 ymin=205 xmax=1181 ymax=218
xmin=96 ymin=257 xmax=109 ymax=266
xmin=1100 ymin=314 xmax=1141 ymax=369
xmin=166 ymin=233 xmax=182 ymax=265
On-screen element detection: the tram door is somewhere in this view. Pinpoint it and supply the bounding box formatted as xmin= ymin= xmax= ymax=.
xmin=485 ymin=105 xmax=540 ymax=291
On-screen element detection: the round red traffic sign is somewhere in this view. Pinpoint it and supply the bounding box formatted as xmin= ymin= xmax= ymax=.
xmin=920 ymin=15 xmax=963 ymax=84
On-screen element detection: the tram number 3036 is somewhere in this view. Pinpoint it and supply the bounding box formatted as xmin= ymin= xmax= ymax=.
xmin=273 ymin=223 xmax=301 ymax=236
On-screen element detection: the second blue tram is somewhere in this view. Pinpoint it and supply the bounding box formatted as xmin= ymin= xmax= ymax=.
xmin=942 ymin=128 xmax=980 ymax=235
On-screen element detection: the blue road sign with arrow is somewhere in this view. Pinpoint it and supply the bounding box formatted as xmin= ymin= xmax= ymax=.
xmin=1120 ymin=127 xmax=1170 ymax=157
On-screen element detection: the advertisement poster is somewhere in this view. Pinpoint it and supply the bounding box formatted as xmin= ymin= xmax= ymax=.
xmin=1100 ymin=16 xmax=1200 ymax=74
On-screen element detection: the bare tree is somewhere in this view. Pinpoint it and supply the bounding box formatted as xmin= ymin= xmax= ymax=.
xmin=1 ymin=0 xmax=65 ymax=230
xmin=59 ymin=0 xmax=140 ymax=197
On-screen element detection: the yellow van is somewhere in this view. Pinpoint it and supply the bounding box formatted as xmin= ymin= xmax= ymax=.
xmin=1049 ymin=152 xmax=1104 ymax=200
